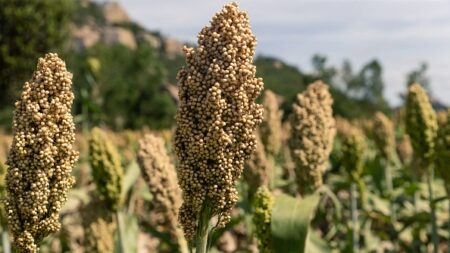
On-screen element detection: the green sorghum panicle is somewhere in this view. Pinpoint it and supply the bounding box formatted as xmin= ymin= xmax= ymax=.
xmin=373 ymin=112 xmax=396 ymax=161
xmin=88 ymin=127 xmax=124 ymax=211
xmin=435 ymin=110 xmax=450 ymax=193
xmin=5 ymin=53 xmax=78 ymax=253
xmin=341 ymin=125 xmax=366 ymax=181
xmin=137 ymin=134 xmax=182 ymax=239
xmin=244 ymin=132 xmax=269 ymax=198
xmin=260 ymin=90 xmax=283 ymax=156
xmin=174 ymin=2 xmax=264 ymax=239
xmin=405 ymin=83 xmax=438 ymax=168
xmin=289 ymin=81 xmax=336 ymax=195
xmin=252 ymin=187 xmax=274 ymax=253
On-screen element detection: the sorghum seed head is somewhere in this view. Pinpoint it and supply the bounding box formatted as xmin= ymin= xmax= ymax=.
xmin=5 ymin=53 xmax=78 ymax=253
xmin=288 ymin=81 xmax=336 ymax=195
xmin=405 ymin=83 xmax=438 ymax=168
xmin=252 ymin=187 xmax=273 ymax=253
xmin=340 ymin=125 xmax=366 ymax=181
xmin=260 ymin=90 xmax=283 ymax=156
xmin=137 ymin=134 xmax=182 ymax=239
xmin=88 ymin=127 xmax=124 ymax=212
xmin=82 ymin=197 xmax=116 ymax=253
xmin=373 ymin=112 xmax=396 ymax=161
xmin=244 ymin=132 xmax=269 ymax=198
xmin=174 ymin=2 xmax=263 ymax=239
xmin=397 ymin=135 xmax=413 ymax=165
xmin=435 ymin=110 xmax=450 ymax=193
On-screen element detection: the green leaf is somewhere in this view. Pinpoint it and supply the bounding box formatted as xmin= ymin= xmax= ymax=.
xmin=271 ymin=192 xmax=322 ymax=253
xmin=121 ymin=161 xmax=141 ymax=201
xmin=305 ymin=230 xmax=331 ymax=253
xmin=116 ymin=212 xmax=139 ymax=253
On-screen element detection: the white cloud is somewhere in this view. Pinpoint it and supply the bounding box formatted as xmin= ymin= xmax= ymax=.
xmin=120 ymin=0 xmax=450 ymax=106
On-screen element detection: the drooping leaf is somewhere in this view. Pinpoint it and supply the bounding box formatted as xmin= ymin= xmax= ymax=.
xmin=271 ymin=192 xmax=322 ymax=253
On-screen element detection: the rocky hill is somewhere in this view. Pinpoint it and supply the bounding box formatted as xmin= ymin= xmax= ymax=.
xmin=71 ymin=1 xmax=184 ymax=58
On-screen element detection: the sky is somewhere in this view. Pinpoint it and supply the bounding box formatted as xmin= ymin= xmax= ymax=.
xmin=119 ymin=0 xmax=450 ymax=106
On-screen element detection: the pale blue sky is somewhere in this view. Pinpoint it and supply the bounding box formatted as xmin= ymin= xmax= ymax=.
xmin=120 ymin=0 xmax=450 ymax=106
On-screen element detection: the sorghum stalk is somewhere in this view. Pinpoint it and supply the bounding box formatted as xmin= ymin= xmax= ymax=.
xmin=405 ymin=83 xmax=438 ymax=253
xmin=5 ymin=53 xmax=78 ymax=253
xmin=341 ymin=125 xmax=366 ymax=253
xmin=260 ymin=90 xmax=283 ymax=157
xmin=289 ymin=81 xmax=336 ymax=196
xmin=373 ymin=112 xmax=397 ymax=222
xmin=435 ymin=109 xmax=450 ymax=252
xmin=137 ymin=134 xmax=187 ymax=252
xmin=174 ymin=3 xmax=263 ymax=252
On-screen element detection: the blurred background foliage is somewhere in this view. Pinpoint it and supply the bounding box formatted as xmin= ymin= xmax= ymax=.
xmin=0 ymin=0 xmax=446 ymax=131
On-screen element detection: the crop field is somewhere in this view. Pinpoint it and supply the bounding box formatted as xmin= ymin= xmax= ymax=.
xmin=0 ymin=1 xmax=449 ymax=253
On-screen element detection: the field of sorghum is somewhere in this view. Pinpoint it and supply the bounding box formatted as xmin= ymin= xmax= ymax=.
xmin=0 ymin=2 xmax=449 ymax=253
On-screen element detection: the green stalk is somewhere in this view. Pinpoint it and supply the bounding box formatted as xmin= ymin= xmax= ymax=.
xmin=116 ymin=211 xmax=125 ymax=253
xmin=350 ymin=182 xmax=359 ymax=253
xmin=385 ymin=160 xmax=396 ymax=223
xmin=195 ymin=200 xmax=214 ymax=253
xmin=427 ymin=167 xmax=438 ymax=253
xmin=1 ymin=230 xmax=10 ymax=253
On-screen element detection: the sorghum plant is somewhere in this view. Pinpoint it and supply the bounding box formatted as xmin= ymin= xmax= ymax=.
xmin=244 ymin=132 xmax=269 ymax=199
xmin=373 ymin=112 xmax=396 ymax=162
xmin=340 ymin=124 xmax=366 ymax=252
xmin=405 ymin=83 xmax=438 ymax=253
xmin=260 ymin=90 xmax=283 ymax=157
xmin=88 ymin=127 xmax=124 ymax=212
xmin=373 ymin=112 xmax=397 ymax=221
xmin=5 ymin=53 xmax=78 ymax=252
xmin=137 ymin=134 xmax=183 ymax=242
xmin=435 ymin=110 xmax=450 ymax=252
xmin=174 ymin=2 xmax=263 ymax=252
xmin=289 ymin=81 xmax=336 ymax=196
xmin=405 ymin=83 xmax=438 ymax=171
xmin=252 ymin=187 xmax=274 ymax=253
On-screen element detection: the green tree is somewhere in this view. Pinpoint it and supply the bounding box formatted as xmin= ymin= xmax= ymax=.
xmin=0 ymin=0 xmax=74 ymax=124
xmin=358 ymin=60 xmax=387 ymax=110
xmin=310 ymin=54 xmax=337 ymax=84
xmin=70 ymin=43 xmax=176 ymax=130
xmin=406 ymin=62 xmax=431 ymax=93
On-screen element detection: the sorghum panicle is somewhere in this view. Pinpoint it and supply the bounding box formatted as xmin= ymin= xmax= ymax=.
xmin=244 ymin=132 xmax=269 ymax=198
xmin=82 ymin=198 xmax=116 ymax=253
xmin=88 ymin=127 xmax=124 ymax=211
xmin=174 ymin=2 xmax=264 ymax=239
xmin=260 ymin=90 xmax=283 ymax=156
xmin=373 ymin=112 xmax=396 ymax=161
xmin=435 ymin=110 xmax=450 ymax=193
xmin=405 ymin=83 xmax=438 ymax=168
xmin=5 ymin=53 xmax=78 ymax=252
xmin=341 ymin=125 xmax=366 ymax=181
xmin=137 ymin=134 xmax=182 ymax=239
xmin=289 ymin=81 xmax=336 ymax=195
xmin=397 ymin=135 xmax=413 ymax=165
xmin=252 ymin=187 xmax=274 ymax=253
